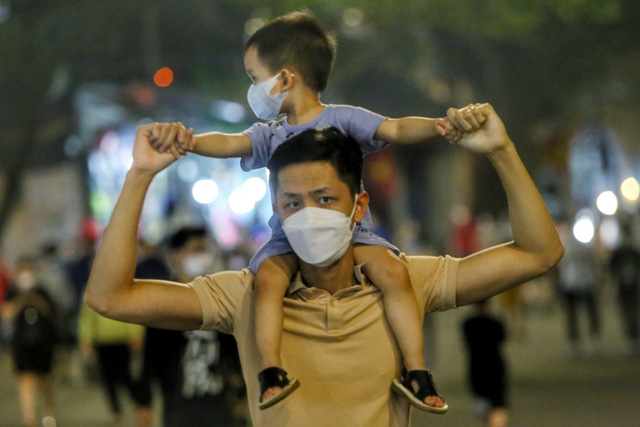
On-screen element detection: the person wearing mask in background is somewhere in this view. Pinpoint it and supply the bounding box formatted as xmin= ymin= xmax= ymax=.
xmin=138 ymin=227 xmax=247 ymax=427
xmin=462 ymin=300 xmax=508 ymax=427
xmin=1 ymin=257 xmax=58 ymax=427
xmin=78 ymin=302 xmax=148 ymax=426
xmin=609 ymin=223 xmax=640 ymax=357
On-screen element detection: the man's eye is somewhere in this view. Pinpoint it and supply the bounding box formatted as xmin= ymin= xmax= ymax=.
xmin=286 ymin=201 xmax=299 ymax=209
xmin=319 ymin=197 xmax=332 ymax=204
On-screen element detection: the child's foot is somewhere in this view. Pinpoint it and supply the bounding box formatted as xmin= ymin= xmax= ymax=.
xmin=392 ymin=369 xmax=448 ymax=414
xmin=257 ymin=367 xmax=300 ymax=410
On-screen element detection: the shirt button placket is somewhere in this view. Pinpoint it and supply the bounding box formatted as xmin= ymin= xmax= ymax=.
xmin=326 ymin=299 xmax=341 ymax=332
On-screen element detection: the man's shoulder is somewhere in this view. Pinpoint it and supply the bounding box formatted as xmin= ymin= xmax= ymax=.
xmin=189 ymin=268 xmax=254 ymax=299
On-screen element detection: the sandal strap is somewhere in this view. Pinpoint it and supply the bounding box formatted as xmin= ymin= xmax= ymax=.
xmin=258 ymin=367 xmax=291 ymax=397
xmin=403 ymin=369 xmax=442 ymax=401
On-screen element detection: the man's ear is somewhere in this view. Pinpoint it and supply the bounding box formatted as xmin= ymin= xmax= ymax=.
xmin=272 ymin=202 xmax=279 ymax=215
xmin=354 ymin=191 xmax=369 ymax=223
xmin=280 ymin=69 xmax=296 ymax=90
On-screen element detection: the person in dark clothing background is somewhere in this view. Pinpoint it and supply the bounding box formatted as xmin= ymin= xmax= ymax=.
xmin=609 ymin=224 xmax=640 ymax=357
xmin=2 ymin=257 xmax=58 ymax=427
xmin=462 ymin=300 xmax=508 ymax=427
xmin=135 ymin=229 xmax=247 ymax=427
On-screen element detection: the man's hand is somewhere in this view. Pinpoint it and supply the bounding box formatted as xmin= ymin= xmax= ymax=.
xmin=436 ymin=103 xmax=510 ymax=154
xmin=132 ymin=123 xmax=189 ymax=175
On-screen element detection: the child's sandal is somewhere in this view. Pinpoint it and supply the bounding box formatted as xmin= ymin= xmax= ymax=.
xmin=257 ymin=367 xmax=300 ymax=410
xmin=391 ymin=369 xmax=448 ymax=414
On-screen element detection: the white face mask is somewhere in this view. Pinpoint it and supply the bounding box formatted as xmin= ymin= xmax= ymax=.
xmin=247 ymin=74 xmax=289 ymax=120
xmin=282 ymin=196 xmax=358 ymax=267
xmin=183 ymin=253 xmax=213 ymax=278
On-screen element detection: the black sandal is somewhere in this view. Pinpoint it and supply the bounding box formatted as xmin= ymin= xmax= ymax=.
xmin=257 ymin=367 xmax=300 ymax=410
xmin=391 ymin=369 xmax=448 ymax=414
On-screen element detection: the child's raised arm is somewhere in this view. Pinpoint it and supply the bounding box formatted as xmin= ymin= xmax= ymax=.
xmin=151 ymin=122 xmax=253 ymax=159
xmin=374 ymin=106 xmax=486 ymax=145
xmin=187 ymin=131 xmax=253 ymax=158
xmin=374 ymin=117 xmax=441 ymax=144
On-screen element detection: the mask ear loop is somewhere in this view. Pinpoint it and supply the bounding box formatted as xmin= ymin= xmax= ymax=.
xmin=348 ymin=194 xmax=359 ymax=230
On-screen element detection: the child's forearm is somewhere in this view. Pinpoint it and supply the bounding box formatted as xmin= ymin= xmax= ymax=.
xmin=374 ymin=117 xmax=442 ymax=144
xmin=190 ymin=132 xmax=253 ymax=158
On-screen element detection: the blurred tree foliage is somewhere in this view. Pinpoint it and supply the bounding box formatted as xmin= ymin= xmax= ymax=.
xmin=0 ymin=0 xmax=638 ymax=236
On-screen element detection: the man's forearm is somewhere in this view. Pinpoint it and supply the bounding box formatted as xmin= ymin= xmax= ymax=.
xmin=85 ymin=168 xmax=154 ymax=313
xmin=488 ymin=141 xmax=563 ymax=264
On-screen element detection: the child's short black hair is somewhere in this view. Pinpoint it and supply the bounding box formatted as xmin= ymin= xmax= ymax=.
xmin=267 ymin=126 xmax=363 ymax=197
xmin=245 ymin=9 xmax=336 ymax=93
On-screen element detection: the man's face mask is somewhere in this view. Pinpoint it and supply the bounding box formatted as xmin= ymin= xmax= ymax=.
xmin=282 ymin=195 xmax=358 ymax=267
xmin=247 ymin=74 xmax=290 ymax=120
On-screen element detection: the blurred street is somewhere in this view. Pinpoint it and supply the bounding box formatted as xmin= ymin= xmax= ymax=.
xmin=1 ymin=284 xmax=638 ymax=427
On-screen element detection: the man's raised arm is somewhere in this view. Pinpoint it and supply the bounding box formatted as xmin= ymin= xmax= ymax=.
xmin=84 ymin=123 xmax=203 ymax=330
xmin=439 ymin=104 xmax=564 ymax=306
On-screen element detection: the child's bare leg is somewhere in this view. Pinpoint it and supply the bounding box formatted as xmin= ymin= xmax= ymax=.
xmin=354 ymin=245 xmax=445 ymax=409
xmin=254 ymin=254 xmax=298 ymax=400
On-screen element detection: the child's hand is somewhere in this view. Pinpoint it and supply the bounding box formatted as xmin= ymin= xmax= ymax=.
xmin=176 ymin=128 xmax=196 ymax=152
xmin=148 ymin=122 xmax=192 ymax=158
xmin=436 ymin=104 xmax=488 ymax=144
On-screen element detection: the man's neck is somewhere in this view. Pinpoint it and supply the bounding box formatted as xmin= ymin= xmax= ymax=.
xmin=298 ymin=247 xmax=358 ymax=294
xmin=284 ymin=88 xmax=325 ymax=126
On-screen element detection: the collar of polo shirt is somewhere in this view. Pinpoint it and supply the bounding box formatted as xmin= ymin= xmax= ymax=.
xmin=286 ymin=264 xmax=369 ymax=297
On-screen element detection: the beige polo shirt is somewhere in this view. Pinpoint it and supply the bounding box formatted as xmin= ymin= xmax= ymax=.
xmin=189 ymin=253 xmax=459 ymax=427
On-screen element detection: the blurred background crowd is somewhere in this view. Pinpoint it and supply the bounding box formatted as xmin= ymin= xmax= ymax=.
xmin=0 ymin=0 xmax=639 ymax=426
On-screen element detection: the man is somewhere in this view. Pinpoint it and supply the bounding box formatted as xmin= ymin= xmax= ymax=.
xmin=85 ymin=104 xmax=564 ymax=426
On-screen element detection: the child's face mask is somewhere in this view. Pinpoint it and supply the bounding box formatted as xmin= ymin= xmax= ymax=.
xmin=247 ymin=74 xmax=288 ymax=120
xmin=282 ymin=195 xmax=358 ymax=267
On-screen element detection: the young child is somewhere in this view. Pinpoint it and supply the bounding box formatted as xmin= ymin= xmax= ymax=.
xmin=155 ymin=10 xmax=449 ymax=412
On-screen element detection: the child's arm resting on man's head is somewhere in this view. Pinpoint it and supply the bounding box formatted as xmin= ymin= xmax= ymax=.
xmin=373 ymin=116 xmax=443 ymax=145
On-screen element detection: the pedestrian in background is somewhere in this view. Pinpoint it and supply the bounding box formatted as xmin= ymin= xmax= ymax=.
xmin=609 ymin=224 xmax=640 ymax=357
xmin=1 ymin=257 xmax=58 ymax=427
xmin=462 ymin=300 xmax=509 ymax=427
xmin=556 ymin=222 xmax=602 ymax=358
xmin=78 ymin=302 xmax=148 ymax=426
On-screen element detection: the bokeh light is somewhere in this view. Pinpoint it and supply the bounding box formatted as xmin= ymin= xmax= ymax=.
xmin=599 ymin=217 xmax=621 ymax=248
xmin=342 ymin=8 xmax=364 ymax=27
xmin=228 ymin=188 xmax=255 ymax=214
xmin=244 ymin=18 xmax=265 ymax=36
xmin=192 ymin=179 xmax=218 ymax=204
xmin=596 ymin=191 xmax=618 ymax=215
xmin=620 ymin=177 xmax=639 ymax=203
xmin=154 ymin=67 xmax=174 ymax=87
xmin=177 ymin=158 xmax=199 ymax=182
xmin=573 ymin=216 xmax=595 ymax=244
xmin=242 ymin=177 xmax=267 ymax=202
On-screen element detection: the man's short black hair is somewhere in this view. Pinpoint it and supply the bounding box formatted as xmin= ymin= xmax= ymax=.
xmin=168 ymin=226 xmax=207 ymax=251
xmin=245 ymin=9 xmax=336 ymax=93
xmin=267 ymin=126 xmax=363 ymax=197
